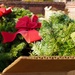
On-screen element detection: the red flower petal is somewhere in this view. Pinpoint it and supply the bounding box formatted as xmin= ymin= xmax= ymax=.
xmin=1 ymin=32 xmax=17 ymax=43
xmin=1 ymin=30 xmax=42 ymax=43
xmin=31 ymin=15 xmax=38 ymax=22
xmin=0 ymin=7 xmax=12 ymax=16
xmin=4 ymin=7 xmax=12 ymax=15
xmin=15 ymin=16 xmax=31 ymax=30
xmin=15 ymin=20 xmax=27 ymax=30
xmin=36 ymin=22 xmax=41 ymax=28
xmin=0 ymin=11 xmax=3 ymax=17
xmin=19 ymin=30 xmax=42 ymax=43
xmin=28 ymin=22 xmax=37 ymax=29
xmin=19 ymin=16 xmax=31 ymax=22
xmin=0 ymin=7 xmax=6 ymax=13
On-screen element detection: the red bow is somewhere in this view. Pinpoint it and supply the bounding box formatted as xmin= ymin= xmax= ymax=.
xmin=0 ymin=6 xmax=12 ymax=17
xmin=1 ymin=15 xmax=42 ymax=43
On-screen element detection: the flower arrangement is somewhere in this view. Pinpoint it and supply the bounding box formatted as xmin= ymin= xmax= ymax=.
xmin=0 ymin=4 xmax=75 ymax=72
xmin=1 ymin=15 xmax=42 ymax=43
xmin=0 ymin=4 xmax=42 ymax=72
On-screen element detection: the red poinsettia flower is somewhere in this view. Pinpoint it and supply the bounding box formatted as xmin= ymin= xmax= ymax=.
xmin=0 ymin=5 xmax=12 ymax=17
xmin=1 ymin=15 xmax=42 ymax=43
xmin=15 ymin=16 xmax=41 ymax=30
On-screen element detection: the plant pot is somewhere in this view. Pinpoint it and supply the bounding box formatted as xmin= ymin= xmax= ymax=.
xmin=1 ymin=56 xmax=75 ymax=75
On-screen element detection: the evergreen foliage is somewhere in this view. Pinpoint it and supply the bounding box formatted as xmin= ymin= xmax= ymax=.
xmin=31 ymin=11 xmax=75 ymax=56
xmin=0 ymin=7 xmax=33 ymax=72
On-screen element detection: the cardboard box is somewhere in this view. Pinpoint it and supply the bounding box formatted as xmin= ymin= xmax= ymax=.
xmin=1 ymin=56 xmax=75 ymax=75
